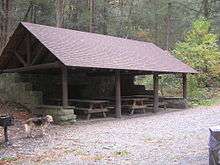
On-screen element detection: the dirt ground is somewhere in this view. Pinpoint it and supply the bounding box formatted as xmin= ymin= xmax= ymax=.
xmin=1 ymin=103 xmax=220 ymax=165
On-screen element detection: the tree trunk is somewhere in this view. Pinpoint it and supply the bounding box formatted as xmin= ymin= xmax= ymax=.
xmin=102 ymin=0 xmax=108 ymax=35
xmin=72 ymin=0 xmax=79 ymax=30
xmin=117 ymin=0 xmax=124 ymax=37
xmin=165 ymin=2 xmax=171 ymax=50
xmin=23 ymin=3 xmax=32 ymax=21
xmin=0 ymin=0 xmax=5 ymax=49
xmin=153 ymin=0 xmax=159 ymax=46
xmin=0 ymin=0 xmax=11 ymax=50
xmin=89 ymin=0 xmax=95 ymax=32
xmin=203 ymin=0 xmax=209 ymax=19
xmin=56 ymin=0 xmax=64 ymax=28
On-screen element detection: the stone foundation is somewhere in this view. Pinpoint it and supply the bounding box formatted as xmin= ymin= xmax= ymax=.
xmin=33 ymin=105 xmax=76 ymax=124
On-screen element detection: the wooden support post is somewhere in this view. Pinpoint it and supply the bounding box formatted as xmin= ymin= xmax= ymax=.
xmin=153 ymin=73 xmax=159 ymax=113
xmin=182 ymin=73 xmax=187 ymax=99
xmin=115 ymin=71 xmax=121 ymax=118
xmin=62 ymin=66 xmax=68 ymax=108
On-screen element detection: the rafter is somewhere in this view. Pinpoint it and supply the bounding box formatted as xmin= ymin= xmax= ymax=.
xmin=15 ymin=33 xmax=28 ymax=51
xmin=31 ymin=46 xmax=44 ymax=65
xmin=8 ymin=50 xmax=27 ymax=66
xmin=26 ymin=33 xmax=31 ymax=65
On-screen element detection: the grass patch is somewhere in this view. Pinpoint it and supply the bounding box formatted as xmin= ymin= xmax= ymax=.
xmin=210 ymin=94 xmax=220 ymax=105
xmin=114 ymin=150 xmax=129 ymax=157
xmin=74 ymin=148 xmax=88 ymax=156
xmin=0 ymin=143 xmax=5 ymax=150
xmin=0 ymin=157 xmax=17 ymax=162
xmin=189 ymin=88 xmax=220 ymax=107
xmin=93 ymin=155 xmax=103 ymax=161
xmin=201 ymin=93 xmax=220 ymax=106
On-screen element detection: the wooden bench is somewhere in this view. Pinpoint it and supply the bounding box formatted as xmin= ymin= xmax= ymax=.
xmin=122 ymin=96 xmax=167 ymax=114
xmin=122 ymin=104 xmax=148 ymax=115
xmin=75 ymin=107 xmax=108 ymax=120
xmin=71 ymin=99 xmax=109 ymax=120
xmin=122 ymin=98 xmax=149 ymax=115
xmin=142 ymin=96 xmax=167 ymax=110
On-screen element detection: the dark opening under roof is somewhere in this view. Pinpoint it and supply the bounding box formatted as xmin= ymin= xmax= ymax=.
xmin=0 ymin=22 xmax=197 ymax=74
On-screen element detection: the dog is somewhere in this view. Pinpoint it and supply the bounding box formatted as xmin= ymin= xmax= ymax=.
xmin=24 ymin=115 xmax=53 ymax=138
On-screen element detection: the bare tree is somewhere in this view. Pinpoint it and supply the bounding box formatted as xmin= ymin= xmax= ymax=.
xmin=89 ymin=0 xmax=95 ymax=32
xmin=203 ymin=0 xmax=210 ymax=18
xmin=165 ymin=2 xmax=172 ymax=50
xmin=23 ymin=1 xmax=37 ymax=23
xmin=102 ymin=1 xmax=108 ymax=34
xmin=0 ymin=0 xmax=12 ymax=50
xmin=56 ymin=0 xmax=64 ymax=28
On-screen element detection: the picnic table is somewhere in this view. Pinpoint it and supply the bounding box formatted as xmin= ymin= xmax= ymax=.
xmin=122 ymin=95 xmax=167 ymax=111
xmin=48 ymin=99 xmax=109 ymax=120
xmin=119 ymin=95 xmax=167 ymax=114
xmin=69 ymin=99 xmax=109 ymax=120
xmin=123 ymin=95 xmax=153 ymax=98
xmin=121 ymin=98 xmax=150 ymax=115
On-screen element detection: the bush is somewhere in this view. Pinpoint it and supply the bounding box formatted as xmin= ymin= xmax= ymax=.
xmin=173 ymin=18 xmax=220 ymax=105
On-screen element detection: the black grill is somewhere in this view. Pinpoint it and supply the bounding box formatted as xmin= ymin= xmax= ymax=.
xmin=0 ymin=115 xmax=14 ymax=145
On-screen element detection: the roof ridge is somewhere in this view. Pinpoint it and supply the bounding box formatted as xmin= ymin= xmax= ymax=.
xmin=21 ymin=22 xmax=155 ymax=46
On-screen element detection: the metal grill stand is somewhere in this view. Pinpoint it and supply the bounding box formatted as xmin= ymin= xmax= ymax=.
xmin=3 ymin=126 xmax=8 ymax=143
xmin=209 ymin=126 xmax=220 ymax=165
xmin=0 ymin=115 xmax=13 ymax=146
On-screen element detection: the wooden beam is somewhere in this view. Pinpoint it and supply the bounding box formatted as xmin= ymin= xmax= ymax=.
xmin=15 ymin=33 xmax=28 ymax=51
xmin=115 ymin=70 xmax=121 ymax=118
xmin=2 ymin=61 xmax=60 ymax=73
xmin=62 ymin=66 xmax=68 ymax=108
xmin=31 ymin=46 xmax=44 ymax=65
xmin=153 ymin=73 xmax=159 ymax=113
xmin=26 ymin=33 xmax=31 ymax=65
xmin=182 ymin=73 xmax=187 ymax=99
xmin=13 ymin=51 xmax=27 ymax=66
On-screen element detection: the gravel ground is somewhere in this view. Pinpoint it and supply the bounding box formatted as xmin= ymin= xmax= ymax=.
xmin=1 ymin=104 xmax=220 ymax=165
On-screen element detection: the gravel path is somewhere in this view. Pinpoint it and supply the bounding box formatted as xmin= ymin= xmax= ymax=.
xmin=1 ymin=104 xmax=220 ymax=165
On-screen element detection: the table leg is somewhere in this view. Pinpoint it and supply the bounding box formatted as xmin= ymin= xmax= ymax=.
xmin=141 ymin=100 xmax=145 ymax=113
xmin=103 ymin=112 xmax=107 ymax=118
xmin=100 ymin=104 xmax=107 ymax=118
xmin=87 ymin=113 xmax=91 ymax=120
xmin=87 ymin=104 xmax=94 ymax=120
xmin=130 ymin=101 xmax=136 ymax=115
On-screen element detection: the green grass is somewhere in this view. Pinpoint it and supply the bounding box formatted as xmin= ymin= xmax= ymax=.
xmin=208 ymin=94 xmax=220 ymax=105
xmin=0 ymin=157 xmax=17 ymax=162
xmin=114 ymin=150 xmax=129 ymax=157
xmin=0 ymin=143 xmax=5 ymax=150
xmin=190 ymin=91 xmax=220 ymax=107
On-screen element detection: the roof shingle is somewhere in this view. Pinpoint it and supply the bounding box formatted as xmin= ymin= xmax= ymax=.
xmin=2 ymin=22 xmax=198 ymax=73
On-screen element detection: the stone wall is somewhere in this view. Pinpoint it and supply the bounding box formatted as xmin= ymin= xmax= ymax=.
xmin=0 ymin=73 xmax=43 ymax=109
xmin=33 ymin=105 xmax=76 ymax=124
xmin=19 ymin=74 xmax=61 ymax=104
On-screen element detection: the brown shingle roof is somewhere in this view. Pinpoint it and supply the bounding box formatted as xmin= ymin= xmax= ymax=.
xmin=2 ymin=22 xmax=197 ymax=73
